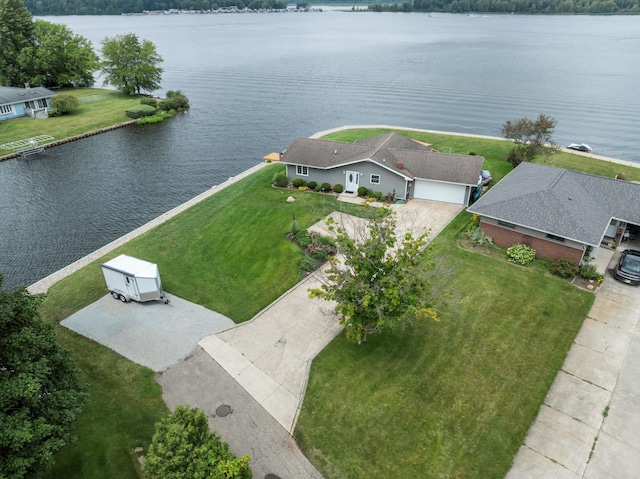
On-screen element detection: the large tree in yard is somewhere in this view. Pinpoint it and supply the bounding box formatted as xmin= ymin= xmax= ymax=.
xmin=0 ymin=0 xmax=34 ymax=86
xmin=309 ymin=204 xmax=448 ymax=344
xmin=0 ymin=275 xmax=89 ymax=479
xmin=100 ymin=33 xmax=163 ymax=95
xmin=501 ymin=113 xmax=559 ymax=166
xmin=20 ymin=20 xmax=99 ymax=88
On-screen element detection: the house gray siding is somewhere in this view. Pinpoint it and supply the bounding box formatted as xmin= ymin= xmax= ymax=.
xmin=288 ymin=162 xmax=408 ymax=196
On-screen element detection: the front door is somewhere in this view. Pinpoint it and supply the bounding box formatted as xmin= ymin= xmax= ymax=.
xmin=345 ymin=170 xmax=359 ymax=193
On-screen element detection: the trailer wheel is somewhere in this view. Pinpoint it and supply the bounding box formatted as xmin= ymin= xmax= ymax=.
xmin=111 ymin=291 xmax=120 ymax=300
xmin=118 ymin=294 xmax=128 ymax=303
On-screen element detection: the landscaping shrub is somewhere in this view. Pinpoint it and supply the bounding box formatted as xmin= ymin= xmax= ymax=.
xmin=295 ymin=230 xmax=313 ymax=248
xmin=292 ymin=178 xmax=304 ymax=188
xmin=140 ymin=98 xmax=158 ymax=108
xmin=125 ymin=104 xmax=156 ymax=119
xmin=466 ymin=226 xmax=492 ymax=245
xmin=549 ymin=257 xmax=579 ymax=279
xmin=373 ymin=191 xmax=384 ymax=200
xmin=47 ymin=108 xmax=61 ymax=117
xmin=272 ymin=171 xmax=289 ymax=187
xmin=299 ymin=255 xmax=318 ymax=274
xmin=507 ymin=243 xmax=536 ymax=266
xmin=137 ymin=115 xmax=165 ymax=125
xmin=307 ymin=181 xmax=317 ymax=190
xmin=333 ymin=184 xmax=344 ymax=193
xmin=314 ymin=185 xmax=322 ymax=192
xmin=50 ymin=93 xmax=80 ymax=114
xmin=321 ymin=182 xmax=331 ymax=191
xmin=357 ymin=186 xmax=369 ymax=197
xmin=579 ymin=263 xmax=600 ymax=280
xmin=158 ymin=90 xmax=190 ymax=111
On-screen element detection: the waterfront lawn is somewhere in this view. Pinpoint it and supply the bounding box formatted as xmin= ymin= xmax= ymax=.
xmin=0 ymin=88 xmax=141 ymax=148
xmin=295 ymin=212 xmax=594 ymax=479
xmin=38 ymin=164 xmax=351 ymax=479
xmin=322 ymin=128 xmax=640 ymax=182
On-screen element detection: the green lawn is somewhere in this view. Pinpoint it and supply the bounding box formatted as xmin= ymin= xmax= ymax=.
xmin=36 ymin=128 xmax=626 ymax=478
xmin=0 ymin=88 xmax=142 ymax=150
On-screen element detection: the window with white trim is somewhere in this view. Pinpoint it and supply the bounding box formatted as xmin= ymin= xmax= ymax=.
xmin=296 ymin=165 xmax=309 ymax=176
xmin=0 ymin=104 xmax=13 ymax=114
xmin=370 ymin=174 xmax=381 ymax=185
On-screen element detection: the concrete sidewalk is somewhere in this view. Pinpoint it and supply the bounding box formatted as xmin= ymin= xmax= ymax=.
xmin=506 ymin=251 xmax=640 ymax=478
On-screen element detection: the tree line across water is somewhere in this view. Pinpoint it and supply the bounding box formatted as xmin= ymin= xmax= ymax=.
xmin=22 ymin=0 xmax=640 ymax=14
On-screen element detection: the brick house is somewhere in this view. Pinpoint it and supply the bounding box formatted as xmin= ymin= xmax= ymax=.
xmin=467 ymin=162 xmax=640 ymax=264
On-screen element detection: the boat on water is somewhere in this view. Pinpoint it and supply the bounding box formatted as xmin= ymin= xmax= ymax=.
xmin=567 ymin=143 xmax=592 ymax=152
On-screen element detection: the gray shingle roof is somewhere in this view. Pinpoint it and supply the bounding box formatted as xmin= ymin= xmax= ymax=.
xmin=280 ymin=132 xmax=483 ymax=185
xmin=0 ymin=86 xmax=56 ymax=106
xmin=467 ymin=162 xmax=640 ymax=246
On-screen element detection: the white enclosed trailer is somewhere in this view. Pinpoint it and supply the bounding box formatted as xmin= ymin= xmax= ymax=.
xmin=101 ymin=254 xmax=169 ymax=304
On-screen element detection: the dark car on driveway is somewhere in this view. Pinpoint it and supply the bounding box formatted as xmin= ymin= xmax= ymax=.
xmin=614 ymin=249 xmax=640 ymax=285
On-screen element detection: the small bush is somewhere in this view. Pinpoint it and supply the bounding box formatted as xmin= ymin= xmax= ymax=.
xmin=357 ymin=186 xmax=369 ymax=197
xmin=466 ymin=226 xmax=492 ymax=245
xmin=299 ymin=255 xmax=318 ymax=273
xmin=272 ymin=172 xmax=289 ymax=187
xmin=47 ymin=108 xmax=61 ymax=117
xmin=507 ymin=244 xmax=536 ymax=266
xmin=373 ymin=191 xmax=384 ymax=200
xmin=314 ymin=185 xmax=322 ymax=192
xmin=125 ymin=104 xmax=156 ymax=119
xmin=292 ymin=178 xmax=304 ymax=188
xmin=140 ymin=98 xmax=158 ymax=108
xmin=307 ymin=181 xmax=317 ymax=190
xmin=159 ymin=90 xmax=190 ymax=111
xmin=321 ymin=182 xmax=331 ymax=191
xmin=137 ymin=115 xmax=165 ymax=125
xmin=580 ymin=263 xmax=600 ymax=280
xmin=295 ymin=230 xmax=313 ymax=248
xmin=333 ymin=184 xmax=344 ymax=194
xmin=50 ymin=93 xmax=80 ymax=114
xmin=549 ymin=257 xmax=579 ymax=279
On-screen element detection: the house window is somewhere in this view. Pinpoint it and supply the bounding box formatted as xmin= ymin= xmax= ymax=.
xmin=24 ymin=99 xmax=46 ymax=110
xmin=0 ymin=104 xmax=13 ymax=114
xmin=370 ymin=174 xmax=381 ymax=185
xmin=296 ymin=165 xmax=309 ymax=176
xmin=546 ymin=233 xmax=565 ymax=243
xmin=498 ymin=220 xmax=516 ymax=229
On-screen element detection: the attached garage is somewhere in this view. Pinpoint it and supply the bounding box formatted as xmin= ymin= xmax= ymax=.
xmin=413 ymin=179 xmax=469 ymax=205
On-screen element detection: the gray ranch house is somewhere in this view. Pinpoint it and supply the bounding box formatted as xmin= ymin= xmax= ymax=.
xmin=280 ymin=132 xmax=484 ymax=206
xmin=467 ymin=162 xmax=640 ymax=264
xmin=0 ymin=85 xmax=56 ymax=121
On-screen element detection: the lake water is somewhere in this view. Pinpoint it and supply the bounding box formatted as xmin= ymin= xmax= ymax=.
xmin=1 ymin=11 xmax=639 ymax=290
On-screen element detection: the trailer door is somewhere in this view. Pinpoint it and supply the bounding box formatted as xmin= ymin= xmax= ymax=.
xmin=124 ymin=275 xmax=139 ymax=300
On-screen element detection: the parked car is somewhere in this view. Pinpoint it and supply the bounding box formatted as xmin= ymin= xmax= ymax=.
xmin=614 ymin=249 xmax=640 ymax=285
xmin=567 ymin=143 xmax=592 ymax=152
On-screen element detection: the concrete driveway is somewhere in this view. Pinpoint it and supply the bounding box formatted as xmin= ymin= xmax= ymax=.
xmin=198 ymin=199 xmax=462 ymax=433
xmin=61 ymin=294 xmax=235 ymax=372
xmin=506 ymin=251 xmax=640 ymax=478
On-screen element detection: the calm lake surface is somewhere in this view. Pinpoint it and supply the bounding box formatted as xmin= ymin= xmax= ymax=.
xmin=1 ymin=12 xmax=639 ymax=290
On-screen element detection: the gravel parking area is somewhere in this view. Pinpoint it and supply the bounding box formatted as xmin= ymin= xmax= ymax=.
xmin=61 ymin=294 xmax=235 ymax=371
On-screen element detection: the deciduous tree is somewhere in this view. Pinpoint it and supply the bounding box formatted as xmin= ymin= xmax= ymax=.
xmin=308 ymin=205 xmax=447 ymax=344
xmin=501 ymin=113 xmax=558 ymax=166
xmin=20 ymin=20 xmax=99 ymax=88
xmin=100 ymin=33 xmax=163 ymax=95
xmin=143 ymin=405 xmax=252 ymax=479
xmin=0 ymin=0 xmax=34 ymax=86
xmin=0 ymin=275 xmax=89 ymax=479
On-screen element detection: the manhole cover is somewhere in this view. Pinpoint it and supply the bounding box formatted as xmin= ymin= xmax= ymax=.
xmin=215 ymin=405 xmax=232 ymax=417
xmin=265 ymin=475 xmax=282 ymax=479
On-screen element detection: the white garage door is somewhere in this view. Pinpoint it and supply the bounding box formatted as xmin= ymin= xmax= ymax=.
xmin=414 ymin=180 xmax=466 ymax=204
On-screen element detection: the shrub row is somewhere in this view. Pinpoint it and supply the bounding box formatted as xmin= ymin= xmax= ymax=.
xmin=272 ymin=174 xmax=342 ymax=193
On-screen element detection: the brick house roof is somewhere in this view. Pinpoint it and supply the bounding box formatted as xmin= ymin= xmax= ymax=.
xmin=467 ymin=162 xmax=640 ymax=246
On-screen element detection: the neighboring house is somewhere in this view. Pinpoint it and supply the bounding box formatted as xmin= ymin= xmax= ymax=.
xmin=0 ymin=85 xmax=56 ymax=121
xmin=280 ymin=132 xmax=484 ymax=205
xmin=467 ymin=162 xmax=640 ymax=264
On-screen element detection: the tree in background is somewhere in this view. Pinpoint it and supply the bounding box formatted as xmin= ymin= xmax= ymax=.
xmin=0 ymin=275 xmax=89 ymax=479
xmin=19 ymin=20 xmax=99 ymax=88
xmin=308 ymin=204 xmax=448 ymax=344
xmin=0 ymin=0 xmax=35 ymax=86
xmin=501 ymin=113 xmax=558 ymax=166
xmin=100 ymin=33 xmax=163 ymax=95
xmin=143 ymin=405 xmax=252 ymax=479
